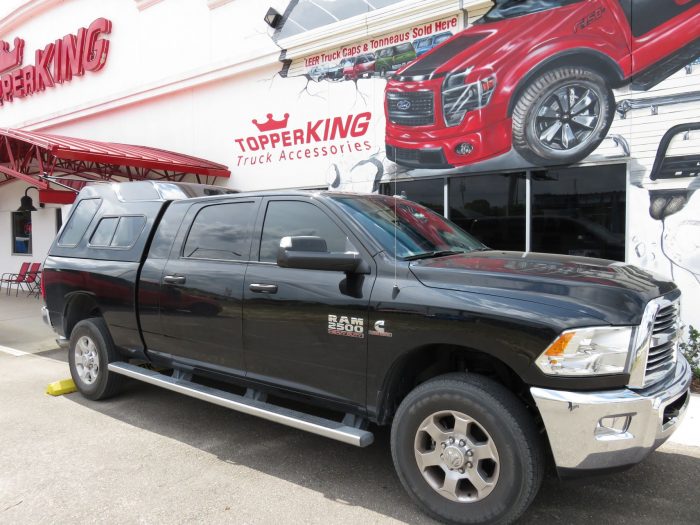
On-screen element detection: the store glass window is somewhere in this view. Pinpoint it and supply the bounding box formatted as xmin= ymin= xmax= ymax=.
xmin=277 ymin=0 xmax=403 ymax=39
xmin=380 ymin=178 xmax=445 ymax=215
xmin=11 ymin=211 xmax=32 ymax=255
xmin=531 ymin=165 xmax=626 ymax=261
xmin=448 ymin=173 xmax=526 ymax=251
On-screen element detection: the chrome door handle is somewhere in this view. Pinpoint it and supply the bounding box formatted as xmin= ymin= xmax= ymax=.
xmin=249 ymin=283 xmax=278 ymax=294
xmin=163 ymin=275 xmax=186 ymax=285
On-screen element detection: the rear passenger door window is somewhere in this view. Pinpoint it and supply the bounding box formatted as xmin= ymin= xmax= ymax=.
xmin=184 ymin=202 xmax=257 ymax=261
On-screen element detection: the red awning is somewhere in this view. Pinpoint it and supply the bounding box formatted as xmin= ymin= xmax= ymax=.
xmin=0 ymin=128 xmax=231 ymax=203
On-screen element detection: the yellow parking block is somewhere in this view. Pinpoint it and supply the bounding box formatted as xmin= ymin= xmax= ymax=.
xmin=46 ymin=379 xmax=77 ymax=396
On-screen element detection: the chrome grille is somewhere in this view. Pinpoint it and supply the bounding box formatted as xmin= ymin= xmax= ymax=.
xmin=386 ymin=91 xmax=434 ymax=126
xmin=628 ymin=295 xmax=681 ymax=389
xmin=645 ymin=299 xmax=680 ymax=384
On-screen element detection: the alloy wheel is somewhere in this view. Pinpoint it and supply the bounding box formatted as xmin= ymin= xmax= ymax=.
xmin=414 ymin=410 xmax=500 ymax=502
xmin=532 ymin=82 xmax=601 ymax=153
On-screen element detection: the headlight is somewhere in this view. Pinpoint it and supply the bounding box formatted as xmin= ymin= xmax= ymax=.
xmin=442 ymin=69 xmax=496 ymax=127
xmin=535 ymin=326 xmax=634 ymax=376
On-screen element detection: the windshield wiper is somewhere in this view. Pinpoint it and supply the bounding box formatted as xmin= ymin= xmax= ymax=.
xmin=403 ymin=250 xmax=466 ymax=261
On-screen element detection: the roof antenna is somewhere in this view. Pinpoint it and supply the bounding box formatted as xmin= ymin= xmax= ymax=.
xmin=392 ymin=163 xmax=400 ymax=299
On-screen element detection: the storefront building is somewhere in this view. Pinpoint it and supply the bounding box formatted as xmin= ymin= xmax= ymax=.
xmin=0 ymin=0 xmax=698 ymax=329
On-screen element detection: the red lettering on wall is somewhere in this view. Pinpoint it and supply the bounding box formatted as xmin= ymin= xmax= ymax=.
xmin=34 ymin=43 xmax=54 ymax=91
xmin=83 ymin=18 xmax=111 ymax=72
xmin=0 ymin=17 xmax=111 ymax=107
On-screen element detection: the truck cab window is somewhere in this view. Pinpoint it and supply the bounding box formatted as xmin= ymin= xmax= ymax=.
xmin=259 ymin=201 xmax=351 ymax=263
xmin=58 ymin=198 xmax=102 ymax=247
xmin=183 ymin=202 xmax=255 ymax=261
xmin=112 ymin=216 xmax=147 ymax=248
xmin=90 ymin=217 xmax=119 ymax=246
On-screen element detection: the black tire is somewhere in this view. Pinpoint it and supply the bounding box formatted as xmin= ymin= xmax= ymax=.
xmin=391 ymin=373 xmax=544 ymax=525
xmin=68 ymin=318 xmax=125 ymax=401
xmin=512 ymin=66 xmax=615 ymax=166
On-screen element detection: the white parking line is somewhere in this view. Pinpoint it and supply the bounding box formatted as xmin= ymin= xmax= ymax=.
xmin=0 ymin=345 xmax=28 ymax=356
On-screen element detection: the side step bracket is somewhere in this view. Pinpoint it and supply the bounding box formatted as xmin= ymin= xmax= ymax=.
xmin=108 ymin=362 xmax=374 ymax=447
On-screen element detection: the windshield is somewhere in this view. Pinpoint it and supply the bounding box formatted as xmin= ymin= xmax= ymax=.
xmin=340 ymin=58 xmax=355 ymax=67
xmin=329 ymin=195 xmax=485 ymax=259
xmin=480 ymin=0 xmax=582 ymax=23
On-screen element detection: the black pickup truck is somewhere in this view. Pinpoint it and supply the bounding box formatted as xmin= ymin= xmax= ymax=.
xmin=42 ymin=181 xmax=691 ymax=525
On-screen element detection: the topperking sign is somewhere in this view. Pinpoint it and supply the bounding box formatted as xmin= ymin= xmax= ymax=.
xmin=0 ymin=17 xmax=111 ymax=106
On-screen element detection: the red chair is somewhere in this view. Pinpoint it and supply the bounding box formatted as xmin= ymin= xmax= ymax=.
xmin=14 ymin=263 xmax=41 ymax=297
xmin=1 ymin=262 xmax=30 ymax=295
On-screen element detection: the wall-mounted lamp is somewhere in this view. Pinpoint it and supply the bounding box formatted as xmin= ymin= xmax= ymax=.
xmin=264 ymin=7 xmax=282 ymax=28
xmin=17 ymin=186 xmax=43 ymax=212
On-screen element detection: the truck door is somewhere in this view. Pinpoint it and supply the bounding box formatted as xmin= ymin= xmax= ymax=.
xmin=617 ymin=0 xmax=700 ymax=78
xmin=152 ymin=198 xmax=259 ymax=374
xmin=242 ymin=197 xmax=375 ymax=410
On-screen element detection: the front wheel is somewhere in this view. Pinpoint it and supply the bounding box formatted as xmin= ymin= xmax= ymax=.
xmin=391 ymin=373 xmax=544 ymax=525
xmin=512 ymin=66 xmax=615 ymax=166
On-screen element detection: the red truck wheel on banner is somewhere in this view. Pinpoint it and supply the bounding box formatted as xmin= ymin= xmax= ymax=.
xmin=385 ymin=0 xmax=700 ymax=169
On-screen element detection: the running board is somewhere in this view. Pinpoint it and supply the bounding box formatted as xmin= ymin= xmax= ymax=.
xmin=107 ymin=362 xmax=374 ymax=447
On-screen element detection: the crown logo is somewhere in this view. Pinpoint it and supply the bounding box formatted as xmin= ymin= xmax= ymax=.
xmin=0 ymin=37 xmax=24 ymax=74
xmin=252 ymin=113 xmax=289 ymax=132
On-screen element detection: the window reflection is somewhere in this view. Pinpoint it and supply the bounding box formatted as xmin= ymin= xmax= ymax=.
xmin=448 ymin=173 xmax=526 ymax=251
xmin=380 ymin=178 xmax=445 ymax=215
xmin=531 ymin=165 xmax=626 ymax=261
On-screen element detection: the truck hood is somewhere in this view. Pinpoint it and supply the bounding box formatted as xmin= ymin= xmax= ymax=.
xmin=396 ymin=2 xmax=587 ymax=80
xmin=409 ymin=251 xmax=677 ymax=325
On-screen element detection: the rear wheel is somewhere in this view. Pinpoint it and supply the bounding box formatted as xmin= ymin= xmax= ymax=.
xmin=512 ymin=66 xmax=615 ymax=166
xmin=391 ymin=373 xmax=544 ymax=525
xmin=68 ymin=318 xmax=125 ymax=400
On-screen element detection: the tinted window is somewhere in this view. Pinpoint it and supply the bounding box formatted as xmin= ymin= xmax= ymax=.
xmin=259 ymin=201 xmax=350 ymax=263
xmin=380 ymin=178 xmax=445 ymax=215
xmin=448 ymin=173 xmax=527 ymax=251
xmin=90 ymin=217 xmax=119 ymax=246
xmin=58 ymin=198 xmax=101 ymax=246
xmin=112 ymin=216 xmax=146 ymax=248
xmin=531 ymin=165 xmax=625 ymax=261
xmin=184 ymin=202 xmax=255 ymax=261
xmin=396 ymin=43 xmax=414 ymax=53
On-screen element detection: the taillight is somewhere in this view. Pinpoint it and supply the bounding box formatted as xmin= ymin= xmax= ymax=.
xmin=40 ymin=272 xmax=46 ymax=299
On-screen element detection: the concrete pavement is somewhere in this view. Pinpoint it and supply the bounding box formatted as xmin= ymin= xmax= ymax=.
xmin=1 ymin=292 xmax=699 ymax=524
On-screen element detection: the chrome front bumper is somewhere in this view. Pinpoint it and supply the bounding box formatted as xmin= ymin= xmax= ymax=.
xmin=531 ymin=355 xmax=692 ymax=475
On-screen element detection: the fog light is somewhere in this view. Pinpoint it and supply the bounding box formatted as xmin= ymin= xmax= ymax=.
xmin=455 ymin=142 xmax=473 ymax=156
